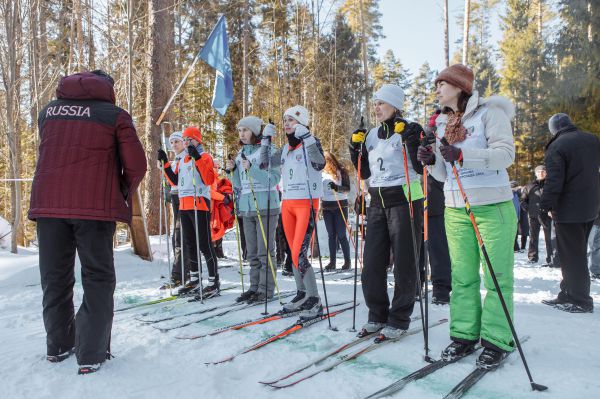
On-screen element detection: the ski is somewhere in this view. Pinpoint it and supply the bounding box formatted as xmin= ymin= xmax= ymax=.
xmin=442 ymin=336 xmax=530 ymax=399
xmin=206 ymin=304 xmax=357 ymax=365
xmin=115 ymin=285 xmax=237 ymax=312
xmin=260 ymin=315 xmax=422 ymax=386
xmin=175 ymin=300 xmax=353 ymax=340
xmin=153 ymin=291 xmax=295 ymax=332
xmin=363 ymin=345 xmax=482 ymax=399
xmin=266 ymin=318 xmax=448 ymax=389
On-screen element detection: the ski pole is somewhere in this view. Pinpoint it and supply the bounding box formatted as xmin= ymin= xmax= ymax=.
xmin=350 ymin=116 xmax=366 ymax=332
xmin=299 ymin=135 xmax=335 ymax=331
xmin=420 ymin=132 xmax=432 ymax=363
xmin=264 ymin=119 xmax=274 ymax=315
xmin=159 ymin=128 xmax=173 ymax=295
xmin=439 ymin=136 xmax=547 ymax=392
xmin=240 ymin=152 xmax=282 ymax=306
xmin=224 ymin=158 xmax=245 ymax=292
xmin=190 ymin=155 xmax=204 ymax=303
xmin=395 ymin=118 xmax=427 ymax=357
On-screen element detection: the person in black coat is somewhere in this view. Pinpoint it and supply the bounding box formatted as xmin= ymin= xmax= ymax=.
xmin=521 ymin=165 xmax=555 ymax=266
xmin=540 ymin=113 xmax=600 ymax=313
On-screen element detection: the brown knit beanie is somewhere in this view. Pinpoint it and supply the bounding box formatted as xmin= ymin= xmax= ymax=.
xmin=435 ymin=64 xmax=474 ymax=95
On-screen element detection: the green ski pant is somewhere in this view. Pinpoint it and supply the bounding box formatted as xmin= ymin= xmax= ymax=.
xmin=445 ymin=200 xmax=517 ymax=352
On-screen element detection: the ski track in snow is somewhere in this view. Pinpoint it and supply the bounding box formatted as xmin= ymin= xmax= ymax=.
xmin=1 ymin=227 xmax=599 ymax=399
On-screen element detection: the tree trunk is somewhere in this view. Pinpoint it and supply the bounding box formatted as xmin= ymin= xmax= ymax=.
xmin=359 ymin=0 xmax=370 ymax=125
xmin=444 ymin=0 xmax=449 ymax=67
xmin=87 ymin=0 xmax=95 ymax=68
xmin=242 ymin=0 xmax=249 ymax=116
xmin=2 ymin=0 xmax=23 ymax=253
xmin=462 ymin=0 xmax=471 ymax=65
xmin=144 ymin=0 xmax=174 ymax=235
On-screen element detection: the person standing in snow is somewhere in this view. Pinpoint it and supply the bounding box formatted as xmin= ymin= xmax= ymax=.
xmin=260 ymin=106 xmax=325 ymax=318
xmin=159 ymin=126 xmax=219 ymax=297
xmin=417 ymin=64 xmax=517 ymax=369
xmin=226 ymin=116 xmax=280 ymax=304
xmin=321 ymin=151 xmax=352 ymax=271
xmin=540 ymin=113 xmax=600 ymax=313
xmin=29 ymin=70 xmax=147 ymax=374
xmin=350 ymin=84 xmax=425 ymax=340
xmin=159 ymin=131 xmax=190 ymax=290
xmin=521 ymin=165 xmax=555 ymax=266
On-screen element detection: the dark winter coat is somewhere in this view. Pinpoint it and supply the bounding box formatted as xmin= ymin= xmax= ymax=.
xmin=427 ymin=176 xmax=445 ymax=217
xmin=539 ymin=125 xmax=600 ymax=223
xmin=520 ymin=179 xmax=545 ymax=218
xmin=29 ymin=72 xmax=147 ymax=224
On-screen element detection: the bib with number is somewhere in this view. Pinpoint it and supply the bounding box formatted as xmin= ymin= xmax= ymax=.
xmin=281 ymin=144 xmax=323 ymax=200
xmin=365 ymin=126 xmax=419 ymax=187
xmin=438 ymin=107 xmax=510 ymax=191
xmin=322 ymin=171 xmax=348 ymax=201
xmin=176 ymin=156 xmax=211 ymax=199
xmin=236 ymin=148 xmax=269 ymax=195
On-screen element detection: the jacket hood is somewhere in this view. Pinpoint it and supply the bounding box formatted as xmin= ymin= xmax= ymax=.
xmin=56 ymin=72 xmax=116 ymax=104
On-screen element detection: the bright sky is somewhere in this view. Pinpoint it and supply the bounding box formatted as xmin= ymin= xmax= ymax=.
xmin=376 ymin=0 xmax=505 ymax=76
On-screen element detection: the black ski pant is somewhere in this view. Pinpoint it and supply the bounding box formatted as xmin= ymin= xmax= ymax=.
xmin=276 ymin=214 xmax=293 ymax=271
xmin=528 ymin=214 xmax=553 ymax=263
xmin=323 ymin=207 xmax=351 ymax=263
xmin=428 ymin=214 xmax=452 ymax=299
xmin=180 ymin=208 xmax=218 ymax=282
xmin=170 ymin=195 xmax=190 ymax=282
xmin=37 ymin=218 xmax=115 ymax=365
xmin=555 ymin=221 xmax=594 ymax=308
xmin=238 ymin=216 xmax=248 ymax=261
xmin=362 ymin=201 xmax=423 ymax=330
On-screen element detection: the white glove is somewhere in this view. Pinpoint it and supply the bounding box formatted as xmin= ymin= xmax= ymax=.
xmin=262 ymin=123 xmax=276 ymax=138
xmin=294 ymin=124 xmax=311 ymax=140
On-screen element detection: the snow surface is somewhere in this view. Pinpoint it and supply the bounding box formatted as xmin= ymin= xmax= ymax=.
xmin=1 ymin=225 xmax=599 ymax=399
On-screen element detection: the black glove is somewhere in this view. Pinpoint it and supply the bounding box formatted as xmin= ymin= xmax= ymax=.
xmin=440 ymin=143 xmax=462 ymax=163
xmin=417 ymin=146 xmax=436 ymax=165
xmin=420 ymin=131 xmax=436 ymax=147
xmin=328 ymin=182 xmax=339 ymax=191
xmin=157 ymin=149 xmax=168 ymax=165
xmin=223 ymin=194 xmax=232 ymax=205
xmin=187 ymin=145 xmax=201 ymax=160
xmin=402 ymin=122 xmax=423 ymax=147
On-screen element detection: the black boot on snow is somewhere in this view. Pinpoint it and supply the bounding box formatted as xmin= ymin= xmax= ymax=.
xmin=324 ymin=262 xmax=336 ymax=271
xmin=159 ymin=278 xmax=181 ymax=290
xmin=476 ymin=347 xmax=507 ymax=369
xmin=236 ymin=290 xmax=256 ymax=303
xmin=341 ymin=260 xmax=351 ymax=270
xmin=247 ymin=291 xmax=272 ymax=304
xmin=201 ymin=280 xmax=220 ymax=298
xmin=441 ymin=341 xmax=477 ymax=362
xmin=47 ymin=348 xmax=74 ymax=363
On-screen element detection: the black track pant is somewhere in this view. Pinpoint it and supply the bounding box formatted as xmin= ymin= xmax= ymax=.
xmin=170 ymin=195 xmax=190 ymax=281
xmin=37 ymin=218 xmax=115 ymax=365
xmin=362 ymin=201 xmax=423 ymax=330
xmin=555 ymin=221 xmax=594 ymax=308
xmin=528 ymin=214 xmax=553 ymax=262
xmin=180 ymin=208 xmax=218 ymax=281
xmin=428 ymin=214 xmax=452 ymax=298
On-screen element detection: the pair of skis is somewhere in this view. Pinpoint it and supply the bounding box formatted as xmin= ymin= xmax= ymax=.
xmin=206 ymin=304 xmax=357 ymax=365
xmin=152 ymin=291 xmax=296 ymax=332
xmin=114 ymin=285 xmax=237 ymax=312
xmin=364 ymin=336 xmax=530 ymax=399
xmin=261 ymin=318 xmax=448 ymax=389
xmin=175 ymin=300 xmax=353 ymax=340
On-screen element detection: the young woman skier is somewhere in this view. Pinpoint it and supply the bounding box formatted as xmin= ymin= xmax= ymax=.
xmin=260 ymin=106 xmax=325 ymax=318
xmin=417 ymin=64 xmax=517 ymax=368
xmin=349 ymin=84 xmax=425 ymax=341
xmin=226 ymin=116 xmax=281 ymax=304
xmin=321 ymin=151 xmax=352 ymax=271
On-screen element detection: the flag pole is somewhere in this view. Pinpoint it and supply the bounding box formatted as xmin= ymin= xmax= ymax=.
xmin=155 ymin=15 xmax=226 ymax=126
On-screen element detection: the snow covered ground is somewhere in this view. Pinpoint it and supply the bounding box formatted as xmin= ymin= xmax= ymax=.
xmin=1 ymin=225 xmax=599 ymax=399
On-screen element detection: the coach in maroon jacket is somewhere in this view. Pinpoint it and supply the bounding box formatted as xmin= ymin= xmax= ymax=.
xmin=29 ymin=70 xmax=147 ymax=374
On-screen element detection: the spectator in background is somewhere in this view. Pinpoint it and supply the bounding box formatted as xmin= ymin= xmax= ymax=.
xmin=521 ymin=165 xmax=555 ymax=266
xmin=540 ymin=113 xmax=600 ymax=313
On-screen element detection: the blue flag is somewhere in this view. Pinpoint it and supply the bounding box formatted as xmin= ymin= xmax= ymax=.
xmin=199 ymin=16 xmax=233 ymax=116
